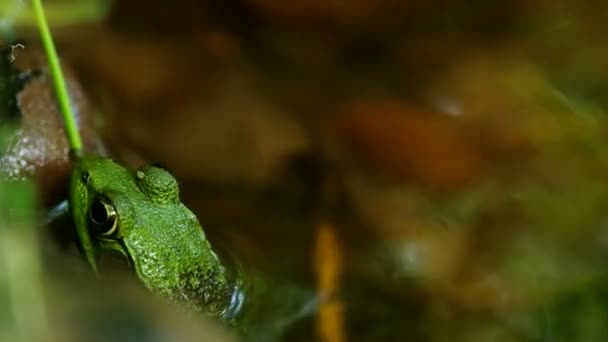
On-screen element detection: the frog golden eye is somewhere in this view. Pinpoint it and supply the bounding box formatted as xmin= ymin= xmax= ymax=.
xmin=89 ymin=197 xmax=118 ymax=236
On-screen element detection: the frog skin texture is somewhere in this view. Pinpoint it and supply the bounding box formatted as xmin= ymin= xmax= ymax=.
xmin=69 ymin=156 xmax=242 ymax=319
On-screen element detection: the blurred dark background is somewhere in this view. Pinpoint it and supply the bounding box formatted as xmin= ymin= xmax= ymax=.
xmin=5 ymin=0 xmax=608 ymax=340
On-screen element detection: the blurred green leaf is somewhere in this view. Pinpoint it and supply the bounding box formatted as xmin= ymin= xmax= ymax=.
xmin=0 ymin=0 xmax=112 ymax=28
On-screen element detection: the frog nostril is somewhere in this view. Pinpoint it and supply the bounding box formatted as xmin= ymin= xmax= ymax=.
xmin=81 ymin=171 xmax=91 ymax=184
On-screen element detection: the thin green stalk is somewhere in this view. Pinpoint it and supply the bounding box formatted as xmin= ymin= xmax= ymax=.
xmin=31 ymin=0 xmax=83 ymax=156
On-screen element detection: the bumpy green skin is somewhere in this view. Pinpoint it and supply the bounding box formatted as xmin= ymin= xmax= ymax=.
xmin=69 ymin=156 xmax=234 ymax=317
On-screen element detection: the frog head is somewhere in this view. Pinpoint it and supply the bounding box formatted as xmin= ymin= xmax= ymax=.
xmin=69 ymin=156 xmax=233 ymax=314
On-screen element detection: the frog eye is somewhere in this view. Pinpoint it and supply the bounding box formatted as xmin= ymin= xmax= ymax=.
xmin=89 ymin=197 xmax=118 ymax=236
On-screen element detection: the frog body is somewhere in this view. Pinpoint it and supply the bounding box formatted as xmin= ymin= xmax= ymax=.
xmin=69 ymin=156 xmax=239 ymax=318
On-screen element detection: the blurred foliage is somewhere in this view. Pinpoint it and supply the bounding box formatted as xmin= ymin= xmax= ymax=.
xmin=0 ymin=0 xmax=111 ymax=33
xmin=0 ymin=126 xmax=48 ymax=341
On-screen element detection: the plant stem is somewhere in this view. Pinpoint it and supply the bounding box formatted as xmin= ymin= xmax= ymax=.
xmin=31 ymin=0 xmax=83 ymax=157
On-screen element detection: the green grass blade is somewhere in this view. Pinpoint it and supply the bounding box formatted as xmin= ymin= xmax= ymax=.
xmin=31 ymin=0 xmax=83 ymax=157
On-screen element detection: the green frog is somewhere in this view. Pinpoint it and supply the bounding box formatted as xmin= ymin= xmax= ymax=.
xmin=67 ymin=157 xmax=315 ymax=340
xmin=0 ymin=44 xmax=244 ymax=321
xmin=69 ymin=156 xmax=245 ymax=320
